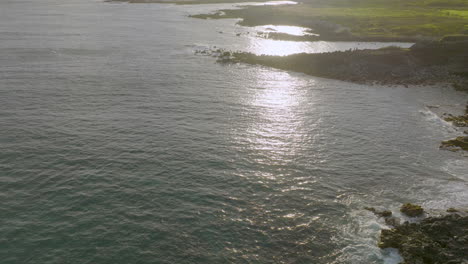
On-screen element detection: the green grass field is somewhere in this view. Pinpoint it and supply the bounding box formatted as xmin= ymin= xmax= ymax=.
xmin=192 ymin=0 xmax=468 ymax=39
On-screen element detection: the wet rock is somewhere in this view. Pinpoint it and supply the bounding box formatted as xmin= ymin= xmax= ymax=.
xmin=400 ymin=203 xmax=424 ymax=217
xmin=444 ymin=104 xmax=468 ymax=127
xmin=384 ymin=216 xmax=401 ymax=227
xmin=378 ymin=210 xmax=393 ymax=217
xmin=379 ymin=214 xmax=468 ymax=264
xmin=440 ymin=136 xmax=468 ymax=151
xmin=365 ymin=207 xmax=392 ymax=217
xmin=444 ymin=115 xmax=468 ymax=127
xmin=365 ymin=207 xmax=397 ymax=226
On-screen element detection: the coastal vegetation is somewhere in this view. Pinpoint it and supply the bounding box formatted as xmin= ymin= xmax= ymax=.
xmin=191 ymin=0 xmax=468 ymax=41
xmin=113 ymin=0 xmax=468 ymax=43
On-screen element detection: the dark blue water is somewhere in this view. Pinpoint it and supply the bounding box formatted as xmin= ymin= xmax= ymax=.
xmin=1 ymin=0 xmax=467 ymax=263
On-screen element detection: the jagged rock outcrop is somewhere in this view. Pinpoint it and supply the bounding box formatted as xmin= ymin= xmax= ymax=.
xmin=400 ymin=203 xmax=425 ymax=217
xmin=379 ymin=214 xmax=468 ymax=264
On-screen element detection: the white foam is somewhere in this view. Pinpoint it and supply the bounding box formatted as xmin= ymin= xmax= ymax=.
xmin=337 ymin=210 xmax=404 ymax=263
xmin=442 ymin=159 xmax=468 ymax=181
xmin=382 ymin=248 xmax=404 ymax=264
xmin=423 ymin=182 xmax=468 ymax=210
xmin=419 ymin=108 xmax=453 ymax=130
xmin=255 ymin=24 xmax=317 ymax=36
xmin=416 ymin=159 xmax=468 ymax=209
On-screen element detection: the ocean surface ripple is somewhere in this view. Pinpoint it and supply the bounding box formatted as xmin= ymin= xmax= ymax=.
xmin=0 ymin=0 xmax=467 ymax=263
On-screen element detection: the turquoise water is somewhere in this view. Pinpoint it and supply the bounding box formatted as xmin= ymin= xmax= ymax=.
xmin=0 ymin=0 xmax=467 ymax=263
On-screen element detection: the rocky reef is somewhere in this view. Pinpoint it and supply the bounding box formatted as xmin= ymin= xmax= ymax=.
xmin=367 ymin=204 xmax=468 ymax=264
xmin=443 ymin=105 xmax=468 ymax=127
xmin=379 ymin=213 xmax=468 ymax=264
xmin=365 ymin=207 xmax=401 ymax=227
xmin=440 ymin=104 xmax=468 ymax=152
xmin=440 ymin=136 xmax=468 ymax=151
xmin=400 ymin=203 xmax=424 ymax=217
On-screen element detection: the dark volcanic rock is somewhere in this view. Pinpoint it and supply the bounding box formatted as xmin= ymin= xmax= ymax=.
xmin=400 ymin=203 xmax=425 ymax=217
xmin=379 ymin=214 xmax=468 ymax=264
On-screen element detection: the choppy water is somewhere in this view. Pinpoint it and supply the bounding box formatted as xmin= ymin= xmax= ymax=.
xmin=1 ymin=0 xmax=467 ymax=263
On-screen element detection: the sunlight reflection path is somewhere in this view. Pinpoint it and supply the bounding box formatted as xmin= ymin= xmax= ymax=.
xmin=240 ymin=0 xmax=297 ymax=6
xmin=247 ymin=38 xmax=413 ymax=56
xmin=242 ymin=69 xmax=311 ymax=172
xmin=248 ymin=39 xmax=312 ymax=56
xmin=255 ymin=25 xmax=318 ymax=36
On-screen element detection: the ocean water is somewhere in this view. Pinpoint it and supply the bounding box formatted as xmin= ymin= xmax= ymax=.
xmin=0 ymin=0 xmax=467 ymax=263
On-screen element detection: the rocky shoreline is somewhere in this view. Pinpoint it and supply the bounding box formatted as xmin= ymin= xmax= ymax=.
xmin=440 ymin=104 xmax=468 ymax=152
xmin=211 ymin=40 xmax=468 ymax=89
xmin=367 ymin=204 xmax=468 ymax=264
xmin=200 ymin=42 xmax=468 ymax=154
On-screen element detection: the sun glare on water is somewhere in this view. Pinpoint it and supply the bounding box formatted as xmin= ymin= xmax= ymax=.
xmin=256 ymin=25 xmax=317 ymax=36
xmin=248 ymin=25 xmax=317 ymax=56
xmin=248 ymin=38 xmax=312 ymax=56
xmin=245 ymin=1 xmax=297 ymax=6
xmin=237 ymin=69 xmax=311 ymax=171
